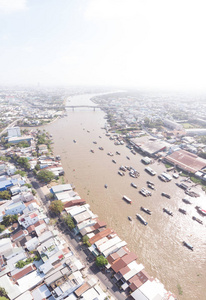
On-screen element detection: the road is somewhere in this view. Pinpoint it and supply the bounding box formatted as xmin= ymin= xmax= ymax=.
xmin=28 ymin=174 xmax=128 ymax=300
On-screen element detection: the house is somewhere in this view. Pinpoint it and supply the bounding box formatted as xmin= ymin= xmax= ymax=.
xmin=51 ymin=184 xmax=73 ymax=194
xmin=19 ymin=211 xmax=40 ymax=228
xmin=5 ymin=201 xmax=26 ymax=216
xmin=25 ymin=237 xmax=39 ymax=251
xmin=11 ymin=264 xmax=36 ymax=282
xmin=11 ymin=230 xmax=28 ymax=242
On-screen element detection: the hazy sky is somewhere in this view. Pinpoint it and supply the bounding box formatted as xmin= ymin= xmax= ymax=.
xmin=0 ymin=0 xmax=206 ymax=91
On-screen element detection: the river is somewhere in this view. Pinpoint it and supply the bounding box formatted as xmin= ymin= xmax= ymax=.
xmin=43 ymin=93 xmax=206 ymax=300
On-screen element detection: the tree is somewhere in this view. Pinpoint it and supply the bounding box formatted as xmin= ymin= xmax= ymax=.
xmin=17 ymin=157 xmax=30 ymax=170
xmin=16 ymin=260 xmax=26 ymax=268
xmin=0 ymin=287 xmax=8 ymax=300
xmin=2 ymin=215 xmax=18 ymax=227
xmin=0 ymin=225 xmax=5 ymax=233
xmin=64 ymin=215 xmax=75 ymax=229
xmin=0 ymin=191 xmax=11 ymax=200
xmin=49 ymin=200 xmax=64 ymax=215
xmin=95 ymin=255 xmax=108 ymax=267
xmin=82 ymin=235 xmax=91 ymax=247
xmin=37 ymin=170 xmax=55 ymax=183
xmin=15 ymin=170 xmax=26 ymax=177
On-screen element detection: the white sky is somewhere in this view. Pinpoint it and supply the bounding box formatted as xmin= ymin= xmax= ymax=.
xmin=0 ymin=0 xmax=206 ymax=91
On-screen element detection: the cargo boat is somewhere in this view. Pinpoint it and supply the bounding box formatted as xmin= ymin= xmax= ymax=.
xmin=161 ymin=192 xmax=171 ymax=199
xmin=192 ymin=216 xmax=203 ymax=224
xmin=136 ymin=214 xmax=148 ymax=225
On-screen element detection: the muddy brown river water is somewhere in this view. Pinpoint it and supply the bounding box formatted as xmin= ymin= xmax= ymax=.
xmin=43 ymin=94 xmax=206 ymax=300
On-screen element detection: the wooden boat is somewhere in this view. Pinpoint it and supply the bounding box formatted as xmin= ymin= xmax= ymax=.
xmin=192 ymin=216 xmax=203 ymax=224
xmin=90 ymin=149 xmax=94 ymax=153
xmin=182 ymin=198 xmax=192 ymax=204
xmin=163 ymin=208 xmax=173 ymax=216
xmin=141 ymin=206 xmax=152 ymax=215
xmin=104 ymin=184 xmax=108 ymax=189
xmin=112 ymin=159 xmax=116 ymax=164
xmin=131 ymin=183 xmax=137 ymax=189
xmin=179 ymin=208 xmax=187 ymax=215
xmin=128 ymin=216 xmax=132 ymax=221
xmin=161 ymin=192 xmax=171 ymax=199
xmin=183 ymin=241 xmax=193 ymax=251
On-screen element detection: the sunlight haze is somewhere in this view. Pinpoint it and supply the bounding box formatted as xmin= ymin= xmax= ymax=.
xmin=0 ymin=0 xmax=206 ymax=91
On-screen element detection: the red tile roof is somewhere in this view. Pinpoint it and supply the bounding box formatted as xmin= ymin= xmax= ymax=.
xmin=111 ymin=252 xmax=137 ymax=273
xmin=89 ymin=228 xmax=113 ymax=245
xmin=13 ymin=265 xmax=36 ymax=281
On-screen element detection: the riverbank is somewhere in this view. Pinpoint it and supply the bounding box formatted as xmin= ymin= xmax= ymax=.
xmin=42 ymin=93 xmax=206 ymax=300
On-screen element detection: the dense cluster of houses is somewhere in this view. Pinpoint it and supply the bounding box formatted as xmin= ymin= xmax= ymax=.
xmin=51 ymin=184 xmax=176 ymax=300
xmin=0 ymin=175 xmax=109 ymax=299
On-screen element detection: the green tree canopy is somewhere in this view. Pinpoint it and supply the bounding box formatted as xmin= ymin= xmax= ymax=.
xmin=49 ymin=200 xmax=64 ymax=215
xmin=37 ymin=170 xmax=55 ymax=183
xmin=15 ymin=170 xmax=26 ymax=177
xmin=0 ymin=225 xmax=5 ymax=233
xmin=64 ymin=215 xmax=75 ymax=229
xmin=17 ymin=157 xmax=30 ymax=170
xmin=95 ymin=255 xmax=108 ymax=267
xmin=2 ymin=215 xmax=18 ymax=227
xmin=0 ymin=191 xmax=11 ymax=200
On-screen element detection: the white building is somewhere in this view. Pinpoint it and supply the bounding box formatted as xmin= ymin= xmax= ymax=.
xmin=7 ymin=126 xmax=21 ymax=138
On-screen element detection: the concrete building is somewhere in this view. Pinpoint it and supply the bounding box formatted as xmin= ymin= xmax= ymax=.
xmin=7 ymin=127 xmax=21 ymax=138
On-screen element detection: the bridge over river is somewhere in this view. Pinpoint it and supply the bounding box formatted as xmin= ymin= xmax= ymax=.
xmin=65 ymin=105 xmax=102 ymax=111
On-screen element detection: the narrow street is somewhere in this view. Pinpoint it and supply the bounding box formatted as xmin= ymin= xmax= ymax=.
xmin=28 ymin=174 xmax=128 ymax=300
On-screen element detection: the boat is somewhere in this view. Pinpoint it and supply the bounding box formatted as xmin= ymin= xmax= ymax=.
xmin=178 ymin=208 xmax=187 ymax=215
xmin=99 ymin=136 xmax=102 ymax=138
xmin=140 ymin=188 xmax=152 ymax=197
xmin=176 ymin=183 xmax=188 ymax=190
xmin=192 ymin=216 xmax=203 ymax=224
xmin=195 ymin=206 xmax=206 ymax=216
xmin=146 ymin=181 xmax=154 ymax=185
xmin=107 ymin=152 xmax=114 ymax=156
xmin=93 ymin=141 xmax=97 ymax=144
xmin=141 ymin=206 xmax=152 ymax=215
xmin=112 ymin=159 xmax=116 ymax=164
xmin=123 ymin=195 xmax=132 ymax=204
xmin=90 ymin=149 xmax=94 ymax=153
xmin=131 ymin=183 xmax=137 ymax=189
xmin=118 ymin=171 xmax=125 ymax=176
xmin=161 ymin=192 xmax=171 ymax=199
xmin=104 ymin=184 xmax=108 ymax=189
xmin=87 ymin=130 xmax=90 ymax=133
xmin=158 ymin=175 xmax=167 ymax=182
xmin=126 ymin=156 xmax=130 ymax=160
xmin=136 ymin=214 xmax=148 ymax=225
xmin=128 ymin=216 xmax=132 ymax=221
xmin=147 ymin=183 xmax=155 ymax=190
xmin=145 ymin=167 xmax=156 ymax=176
xmin=99 ymin=147 xmax=104 ymax=150
xmin=116 ymin=151 xmax=121 ymax=155
xmin=183 ymin=241 xmax=193 ymax=251
xmin=182 ymin=198 xmax=192 ymax=204
xmin=73 ymin=140 xmax=76 ymax=143
xmin=131 ymin=150 xmax=136 ymax=155
xmin=163 ymin=208 xmax=173 ymax=216
xmin=119 ymin=166 xmax=127 ymax=172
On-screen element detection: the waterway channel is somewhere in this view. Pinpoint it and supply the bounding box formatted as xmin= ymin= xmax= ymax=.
xmin=44 ymin=93 xmax=206 ymax=300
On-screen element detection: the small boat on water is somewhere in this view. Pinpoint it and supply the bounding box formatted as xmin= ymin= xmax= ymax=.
xmin=192 ymin=216 xmax=203 ymax=224
xmin=99 ymin=147 xmax=104 ymax=150
xmin=131 ymin=182 xmax=137 ymax=189
xmin=104 ymin=184 xmax=108 ymax=189
xmin=119 ymin=166 xmax=127 ymax=172
xmin=141 ymin=207 xmax=152 ymax=215
xmin=112 ymin=159 xmax=116 ymax=164
xmin=90 ymin=149 xmax=94 ymax=153
xmin=182 ymin=198 xmax=192 ymax=204
xmin=183 ymin=241 xmax=193 ymax=251
xmin=147 ymin=183 xmax=155 ymax=190
xmin=99 ymin=136 xmax=102 ymax=138
xmin=161 ymin=192 xmax=171 ymax=199
xmin=126 ymin=156 xmax=130 ymax=160
xmin=179 ymin=208 xmax=187 ymax=215
xmin=93 ymin=141 xmax=97 ymax=144
xmin=136 ymin=214 xmax=148 ymax=225
xmin=118 ymin=171 xmax=125 ymax=176
xmin=131 ymin=150 xmax=136 ymax=155
xmin=87 ymin=130 xmax=90 ymax=133
xmin=73 ymin=140 xmax=76 ymax=143
xmin=116 ymin=151 xmax=121 ymax=155
xmin=163 ymin=208 xmax=173 ymax=216
xmin=123 ymin=195 xmax=132 ymax=204
xmin=128 ymin=216 xmax=132 ymax=221
xmin=107 ymin=152 xmax=114 ymax=156
xmin=146 ymin=181 xmax=154 ymax=186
